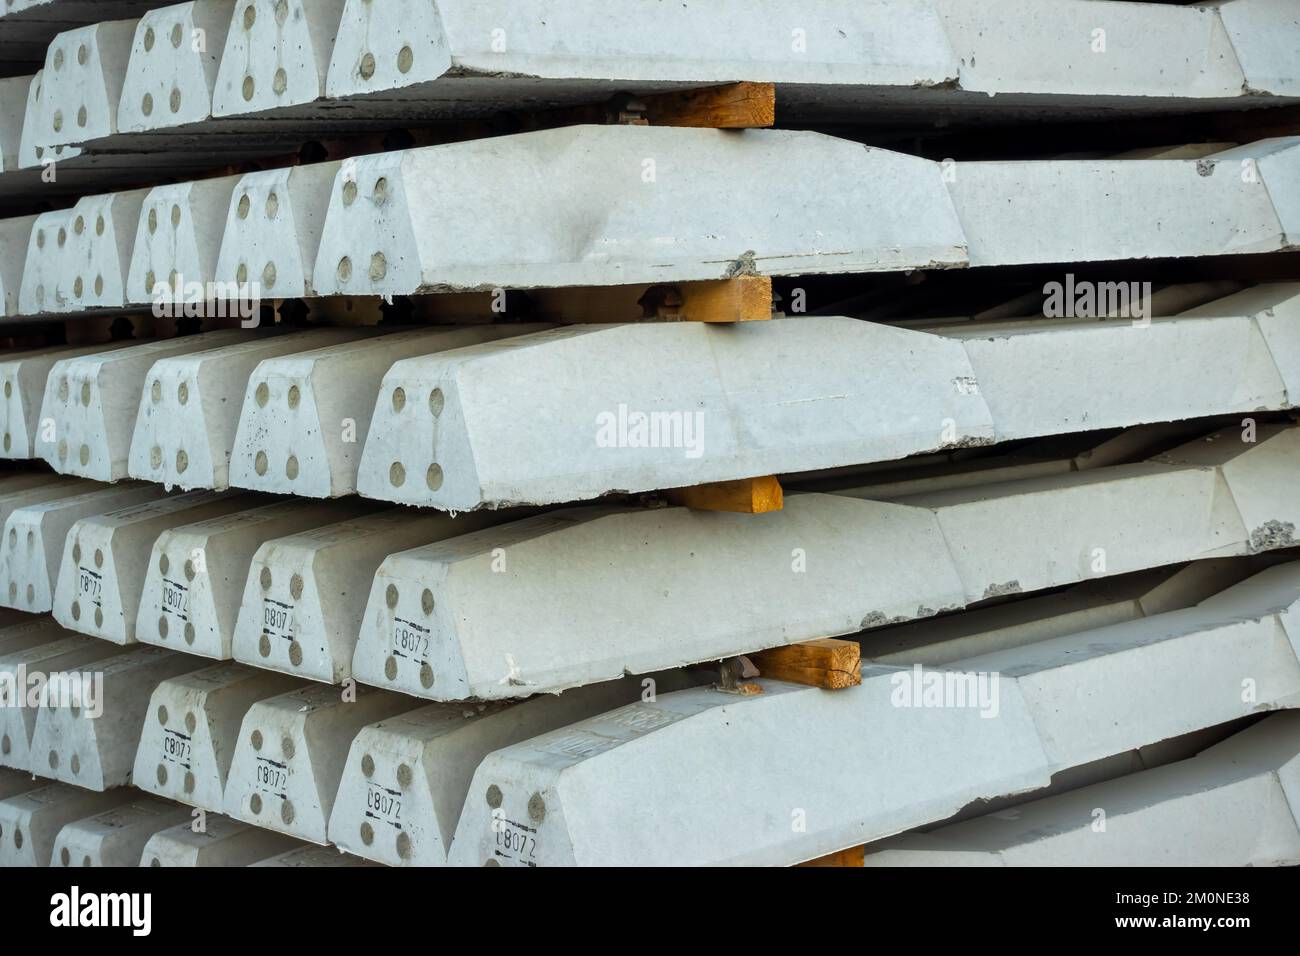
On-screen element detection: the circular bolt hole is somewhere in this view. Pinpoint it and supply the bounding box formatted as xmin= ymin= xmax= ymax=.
xmin=273 ymin=69 xmax=287 ymax=94
xmin=391 ymin=387 xmax=405 ymax=412
xmin=384 ymin=656 xmax=397 ymax=680
xmin=398 ymin=46 xmax=414 ymax=74
xmin=486 ymin=785 xmax=503 ymax=809
xmin=337 ymin=256 xmax=352 ymax=282
xmin=255 ymin=382 xmax=269 ymax=406
xmin=237 ymin=195 xmax=250 ymax=219
xmin=288 ymin=641 xmax=303 ymax=666
xmin=290 ymin=574 xmax=303 ymax=599
xmin=429 ymin=388 xmax=444 ymax=416
xmin=142 ymin=93 xmax=154 ymax=116
xmin=255 ymin=451 xmax=268 ymax=475
xmin=184 ymin=623 xmax=195 ymax=645
xmin=419 ymin=663 xmax=435 ymax=689
xmin=426 ymin=464 xmax=443 ymax=491
xmin=528 ymin=792 xmax=547 ymax=823
xmin=369 ymin=252 xmax=387 ymax=281
xmin=287 ymin=385 xmax=300 ymax=409
xmin=250 ymin=794 xmax=262 ymax=815
xmin=421 ymin=589 xmax=434 ymax=615
xmin=389 ymin=462 xmax=405 ymax=487
xmin=360 ymin=52 xmax=376 ymax=79
xmin=251 ymin=730 xmax=263 ymax=750
xmin=260 ymin=567 xmax=272 ymax=591
xmin=397 ymin=763 xmax=412 ymax=789
xmin=396 ymin=832 xmax=412 ymax=860
xmin=361 ymin=755 xmax=374 ymax=778
xmin=385 ymin=583 xmax=398 ymax=608
xmin=286 ymin=456 xmax=299 ymax=480
xmin=360 ymin=822 xmax=374 ymax=846
xmin=156 ymin=764 xmax=167 ymax=785
xmin=342 ymin=181 xmax=357 ymax=206
xmin=158 ymin=615 xmax=168 ymax=639
xmin=258 ymin=634 xmax=271 ymax=658
xmin=176 ymin=450 xmax=188 ymax=473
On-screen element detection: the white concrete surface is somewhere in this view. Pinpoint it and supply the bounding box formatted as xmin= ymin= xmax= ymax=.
xmin=863 ymin=712 xmax=1300 ymax=866
xmin=449 ymin=562 xmax=1300 ymax=865
xmin=128 ymin=328 xmax=369 ymax=490
xmin=0 ymin=482 xmax=166 ymax=614
xmin=52 ymin=490 xmax=258 ymax=644
xmin=951 ymin=139 xmax=1300 ymax=266
xmin=312 ymin=126 xmax=966 ymax=295
xmin=50 ymin=796 xmax=191 ymax=867
xmin=16 ymin=68 xmax=81 ymax=170
xmin=223 ymin=682 xmax=410 ymax=843
xmin=356 ymin=289 xmax=1300 ymax=509
xmin=59 ymin=188 xmax=150 ymax=311
xmin=37 ymin=330 xmax=251 ymax=480
xmin=0 ymin=632 xmax=129 ymax=773
xmin=133 ymin=662 xmax=305 ymax=810
xmin=329 ymin=670 xmax=702 ymax=865
xmin=0 ymin=214 xmax=36 ymax=316
xmin=0 ymin=474 xmax=99 ymax=531
xmin=30 ymin=645 xmax=208 ymax=790
xmin=0 ymin=75 xmax=32 ymax=174
xmin=863 ymin=559 xmax=1266 ymax=667
xmin=214 ymin=161 xmax=343 ymax=298
xmin=324 ymin=0 xmax=1297 ymax=105
xmin=0 ymin=783 xmax=131 ymax=866
xmin=234 ymin=508 xmax=503 ymax=684
xmin=35 ymin=19 xmax=138 ymax=147
xmin=137 ymin=497 xmax=374 ymax=660
xmin=239 ymin=324 xmax=549 ymax=499
xmin=140 ymin=813 xmax=302 ymax=865
xmin=3 ymin=344 xmax=125 ymax=457
xmin=251 ymin=843 xmax=381 ymax=866
xmin=214 ymin=0 xmax=346 ymax=116
xmin=356 ymin=427 xmax=1292 ymax=700
xmin=355 ymin=318 xmax=991 ymax=510
xmin=18 ymin=208 xmax=76 ymax=314
xmin=116 ymin=1 xmax=236 ymax=134
xmin=126 ymin=176 xmax=243 ymax=306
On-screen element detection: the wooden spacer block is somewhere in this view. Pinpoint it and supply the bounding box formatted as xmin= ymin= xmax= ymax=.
xmin=644 ymin=275 xmax=773 ymax=323
xmin=641 ymin=82 xmax=776 ymax=129
xmin=797 ymin=845 xmax=866 ymax=867
xmin=750 ymin=638 xmax=862 ymax=690
xmin=666 ymin=475 xmax=783 ymax=514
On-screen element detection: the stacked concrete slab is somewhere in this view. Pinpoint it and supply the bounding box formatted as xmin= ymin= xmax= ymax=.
xmin=0 ymin=0 xmax=1298 ymax=872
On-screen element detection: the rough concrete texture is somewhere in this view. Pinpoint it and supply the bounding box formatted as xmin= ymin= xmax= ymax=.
xmin=115 ymin=1 xmax=235 ymax=134
xmin=357 ymin=287 xmax=1300 ymax=509
xmin=0 ymin=75 xmax=32 ymax=173
xmin=329 ymin=670 xmax=704 ymax=866
xmin=234 ymin=507 xmax=505 ymax=684
xmin=140 ymin=813 xmax=302 ymax=865
xmin=222 ymin=681 xmax=411 ymax=844
xmin=323 ymin=0 xmax=1295 ymax=106
xmin=127 ymin=329 xmax=369 ymax=490
xmin=133 ymin=662 xmax=305 ymax=811
xmin=0 ymin=475 xmax=100 ymax=532
xmin=354 ymin=426 xmax=1296 ymax=701
xmin=29 ymin=645 xmax=208 ymax=790
xmin=36 ymin=19 xmax=138 ymax=148
xmin=0 ymin=783 xmax=131 ymax=866
xmin=125 ymin=176 xmax=242 ymax=305
xmin=312 ymin=127 xmax=966 ymax=295
xmin=863 ymin=712 xmax=1300 ymax=866
xmin=57 ymin=188 xmax=150 ymax=311
xmin=864 ymin=558 xmax=1271 ymax=667
xmin=213 ymin=0 xmax=347 ymax=116
xmin=51 ymin=489 xmax=259 ymax=644
xmin=238 ymin=324 xmax=551 ymax=499
xmin=0 ymin=482 xmax=166 ymax=614
xmin=356 ymin=318 xmax=993 ymax=509
xmin=50 ymin=796 xmax=191 ymax=867
xmin=214 ymin=161 xmax=343 ymax=298
xmin=18 ymin=208 xmax=76 ymax=314
xmin=137 ymin=497 xmax=375 ymax=660
xmin=449 ymin=563 xmax=1300 ymax=865
xmin=36 ymin=330 xmax=250 ymax=480
xmin=951 ymin=139 xmax=1300 ymax=266
xmin=17 ymin=68 xmax=81 ymax=170
xmin=0 ymin=632 xmax=131 ymax=773
xmin=311 ymin=129 xmax=1300 ymax=297
xmin=0 ymin=214 xmax=36 ymax=315
xmin=251 ymin=844 xmax=381 ymax=866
